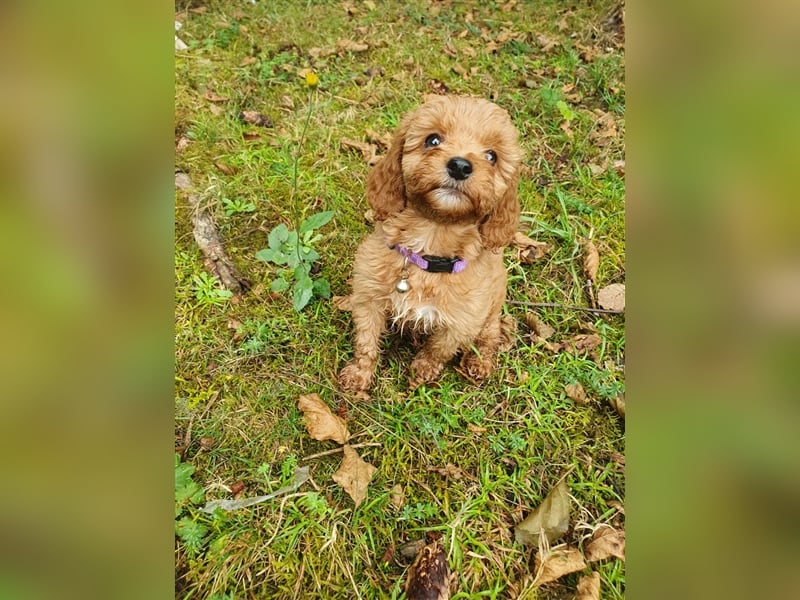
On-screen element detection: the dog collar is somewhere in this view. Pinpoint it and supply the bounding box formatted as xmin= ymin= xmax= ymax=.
xmin=390 ymin=245 xmax=467 ymax=274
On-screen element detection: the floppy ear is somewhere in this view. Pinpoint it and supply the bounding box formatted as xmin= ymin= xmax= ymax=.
xmin=479 ymin=166 xmax=520 ymax=250
xmin=366 ymin=119 xmax=409 ymax=221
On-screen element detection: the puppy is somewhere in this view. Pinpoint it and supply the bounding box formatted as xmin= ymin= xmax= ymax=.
xmin=339 ymin=95 xmax=522 ymax=392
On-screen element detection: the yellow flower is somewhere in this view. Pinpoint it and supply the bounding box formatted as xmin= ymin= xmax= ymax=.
xmin=305 ymin=71 xmax=319 ymax=89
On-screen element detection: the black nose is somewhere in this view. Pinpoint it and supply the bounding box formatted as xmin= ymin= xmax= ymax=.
xmin=446 ymin=157 xmax=473 ymax=181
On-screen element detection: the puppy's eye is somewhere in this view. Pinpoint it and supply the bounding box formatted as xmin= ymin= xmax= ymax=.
xmin=424 ymin=134 xmax=442 ymax=148
xmin=484 ymin=150 xmax=497 ymax=164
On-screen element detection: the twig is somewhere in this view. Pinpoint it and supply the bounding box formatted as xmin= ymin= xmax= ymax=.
xmin=508 ymin=300 xmax=623 ymax=315
xmin=301 ymin=442 xmax=382 ymax=462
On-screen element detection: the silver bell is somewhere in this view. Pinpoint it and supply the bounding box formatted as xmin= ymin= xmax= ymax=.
xmin=395 ymin=278 xmax=410 ymax=293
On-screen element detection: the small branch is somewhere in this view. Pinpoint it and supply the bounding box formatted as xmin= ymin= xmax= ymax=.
xmin=508 ymin=300 xmax=623 ymax=315
xmin=301 ymin=442 xmax=382 ymax=462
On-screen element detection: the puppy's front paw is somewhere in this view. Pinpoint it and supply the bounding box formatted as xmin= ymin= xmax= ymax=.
xmin=408 ymin=358 xmax=444 ymax=390
xmin=339 ymin=361 xmax=373 ymax=393
xmin=460 ymin=353 xmax=493 ymax=383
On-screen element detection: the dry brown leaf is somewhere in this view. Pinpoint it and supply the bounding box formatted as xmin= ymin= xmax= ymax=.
xmin=428 ymin=463 xmax=464 ymax=479
xmin=525 ymin=312 xmax=555 ymax=340
xmin=609 ymin=394 xmax=626 ymax=418
xmin=560 ymin=333 xmax=602 ymax=354
xmin=175 ymin=172 xmax=193 ymax=191
xmin=597 ymin=283 xmax=625 ymax=311
xmin=297 ymin=394 xmax=350 ymax=444
xmin=582 ymin=240 xmax=600 ymax=282
xmin=338 ymin=39 xmax=369 ymax=53
xmin=536 ymin=33 xmax=559 ymax=52
xmin=584 ymin=525 xmax=626 ymax=562
xmin=332 ymin=445 xmax=377 ymax=507
xmin=238 ymin=111 xmax=273 ymax=127
xmin=239 ymin=56 xmax=257 ymax=67
xmin=512 ymin=231 xmax=551 ymax=263
xmin=576 ymin=571 xmax=601 ymax=599
xmin=534 ymin=547 xmax=586 ymax=586
xmin=591 ymin=110 xmax=619 ymax=145
xmin=390 ymin=484 xmax=405 ymax=510
xmin=515 ymin=480 xmax=571 ymax=546
xmin=405 ymin=540 xmax=452 ymax=600
xmin=565 ymin=382 xmax=590 ymax=404
xmin=340 ymin=137 xmax=378 ymax=163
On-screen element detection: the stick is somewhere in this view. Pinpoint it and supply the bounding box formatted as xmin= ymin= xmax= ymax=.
xmin=508 ymin=300 xmax=623 ymax=315
xmin=301 ymin=442 xmax=382 ymax=462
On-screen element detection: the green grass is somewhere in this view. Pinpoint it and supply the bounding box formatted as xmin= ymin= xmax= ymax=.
xmin=175 ymin=0 xmax=625 ymax=597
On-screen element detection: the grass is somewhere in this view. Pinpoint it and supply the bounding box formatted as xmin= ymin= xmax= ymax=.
xmin=175 ymin=0 xmax=625 ymax=597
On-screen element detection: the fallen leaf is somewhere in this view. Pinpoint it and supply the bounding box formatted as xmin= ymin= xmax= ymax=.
xmin=337 ymin=39 xmax=369 ymax=53
xmin=565 ymin=382 xmax=590 ymax=404
xmin=524 ymin=312 xmax=555 ymax=341
xmin=515 ymin=480 xmax=571 ymax=546
xmin=429 ymin=79 xmax=449 ymax=94
xmin=238 ymin=111 xmax=273 ymax=127
xmin=428 ymin=463 xmax=464 ymax=479
xmin=175 ymin=172 xmax=193 ymax=191
xmin=576 ymin=571 xmax=601 ymax=599
xmin=176 ymin=136 xmax=190 ymax=153
xmin=230 ymin=480 xmax=246 ymax=498
xmin=340 ymin=137 xmax=378 ymax=163
xmin=582 ymin=240 xmax=600 ymax=282
xmin=609 ymin=394 xmax=626 ymax=418
xmin=533 ymin=546 xmax=586 ymax=585
xmin=239 ymin=56 xmax=257 ymax=67
xmin=584 ymin=525 xmax=626 ymax=562
xmin=380 ymin=542 xmax=395 ymax=564
xmin=332 ymin=445 xmax=377 ymax=507
xmin=405 ymin=539 xmax=452 ymax=600
xmin=536 ymin=33 xmax=559 ymax=52
xmin=560 ymin=333 xmax=602 ymax=354
xmin=512 ymin=231 xmax=552 ymax=263
xmin=597 ymin=283 xmax=625 ymax=311
xmin=591 ymin=110 xmax=619 ymax=145
xmin=297 ymin=394 xmax=350 ymax=444
xmin=214 ymin=161 xmax=237 ymax=176
xmin=390 ymin=484 xmax=405 ymax=510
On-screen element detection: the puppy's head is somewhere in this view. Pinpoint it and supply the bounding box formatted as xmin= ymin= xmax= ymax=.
xmin=367 ymin=95 xmax=523 ymax=249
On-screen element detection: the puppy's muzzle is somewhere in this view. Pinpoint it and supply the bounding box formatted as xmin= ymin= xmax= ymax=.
xmin=446 ymin=157 xmax=473 ymax=181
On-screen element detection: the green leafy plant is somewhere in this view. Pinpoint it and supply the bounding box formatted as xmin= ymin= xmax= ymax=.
xmin=192 ymin=271 xmax=233 ymax=306
xmin=175 ymin=454 xmax=209 ymax=556
xmin=222 ymin=196 xmax=256 ymax=216
xmin=255 ymin=211 xmax=333 ymax=311
xmin=255 ymin=71 xmax=333 ymax=312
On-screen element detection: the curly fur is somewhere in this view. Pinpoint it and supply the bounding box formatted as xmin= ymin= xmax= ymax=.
xmin=339 ymin=95 xmax=522 ymax=392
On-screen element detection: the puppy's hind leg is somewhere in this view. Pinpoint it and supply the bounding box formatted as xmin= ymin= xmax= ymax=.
xmin=339 ymin=301 xmax=387 ymax=393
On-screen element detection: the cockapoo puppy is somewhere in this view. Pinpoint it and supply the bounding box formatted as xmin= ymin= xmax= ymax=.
xmin=339 ymin=95 xmax=522 ymax=392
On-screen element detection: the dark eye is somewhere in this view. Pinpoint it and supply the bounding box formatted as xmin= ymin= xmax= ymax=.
xmin=424 ymin=134 xmax=442 ymax=148
xmin=484 ymin=150 xmax=497 ymax=163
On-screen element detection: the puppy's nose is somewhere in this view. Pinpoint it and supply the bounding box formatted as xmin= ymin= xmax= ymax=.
xmin=446 ymin=157 xmax=473 ymax=181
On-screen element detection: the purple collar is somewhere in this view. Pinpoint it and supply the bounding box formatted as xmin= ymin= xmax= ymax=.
xmin=391 ymin=245 xmax=467 ymax=274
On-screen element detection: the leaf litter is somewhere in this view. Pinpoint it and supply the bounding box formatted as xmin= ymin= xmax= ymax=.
xmin=297 ymin=394 xmax=378 ymax=507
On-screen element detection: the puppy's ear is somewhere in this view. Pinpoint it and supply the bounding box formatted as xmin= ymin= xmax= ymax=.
xmin=479 ymin=166 xmax=521 ymax=250
xmin=366 ymin=119 xmax=408 ymax=220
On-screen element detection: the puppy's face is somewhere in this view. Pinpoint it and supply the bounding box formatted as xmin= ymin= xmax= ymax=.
xmin=399 ymin=96 xmax=522 ymax=222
